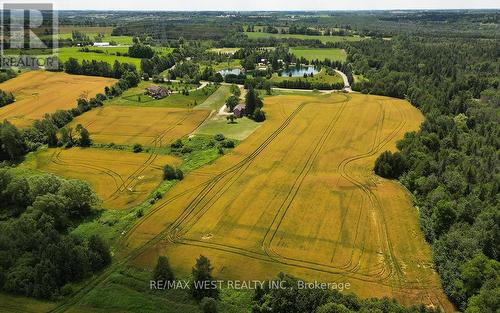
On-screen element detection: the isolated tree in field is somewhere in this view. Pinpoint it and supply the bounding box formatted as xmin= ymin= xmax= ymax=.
xmin=191 ymin=255 xmax=219 ymax=300
xmin=226 ymin=114 xmax=236 ymax=124
xmin=225 ymin=95 xmax=239 ymax=111
xmin=133 ymin=143 xmax=143 ymax=153
xmin=163 ymin=165 xmax=183 ymax=181
xmin=153 ymin=256 xmax=175 ymax=284
xmin=163 ymin=164 xmax=176 ymax=180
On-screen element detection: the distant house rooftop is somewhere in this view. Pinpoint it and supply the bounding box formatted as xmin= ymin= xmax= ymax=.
xmin=233 ymin=104 xmax=246 ymax=118
xmin=145 ymin=85 xmax=170 ymax=99
xmin=93 ymin=42 xmax=110 ymax=47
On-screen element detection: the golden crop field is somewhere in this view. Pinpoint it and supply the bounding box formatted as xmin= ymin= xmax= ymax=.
xmin=0 ymin=71 xmax=116 ymax=128
xmin=70 ymin=106 xmax=210 ymax=147
xmin=123 ymin=93 xmax=454 ymax=311
xmin=21 ymin=147 xmax=180 ymax=209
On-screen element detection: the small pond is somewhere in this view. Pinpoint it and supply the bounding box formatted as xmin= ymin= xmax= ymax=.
xmin=280 ymin=66 xmax=319 ymax=77
xmin=218 ymin=68 xmax=242 ymax=76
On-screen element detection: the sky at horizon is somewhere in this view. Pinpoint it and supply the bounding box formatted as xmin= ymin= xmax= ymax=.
xmin=4 ymin=0 xmax=500 ymax=11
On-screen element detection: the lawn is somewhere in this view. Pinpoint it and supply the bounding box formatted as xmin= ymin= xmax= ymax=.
xmin=290 ymin=48 xmax=347 ymax=62
xmin=196 ymin=85 xmax=232 ymax=110
xmin=245 ymin=31 xmax=366 ymax=43
xmin=108 ymin=81 xmax=219 ymax=108
xmin=195 ymin=116 xmax=261 ymax=140
xmin=58 ymin=30 xmax=134 ymax=45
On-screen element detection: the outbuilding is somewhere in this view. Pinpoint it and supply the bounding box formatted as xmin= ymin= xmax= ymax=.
xmin=233 ymin=104 xmax=246 ymax=118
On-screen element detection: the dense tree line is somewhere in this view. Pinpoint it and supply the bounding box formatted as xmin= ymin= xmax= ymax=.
xmin=64 ymin=58 xmax=138 ymax=79
xmin=0 ymin=90 xmax=15 ymax=108
xmin=253 ymin=273 xmax=440 ymax=313
xmin=128 ymin=43 xmax=155 ymax=59
xmin=353 ymin=36 xmax=499 ymax=311
xmin=0 ymin=170 xmax=111 ymax=299
xmin=141 ymin=53 xmax=175 ymax=77
xmin=274 ymin=79 xmax=344 ymax=90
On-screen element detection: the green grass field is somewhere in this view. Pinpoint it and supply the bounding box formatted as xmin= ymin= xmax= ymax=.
xmin=196 ymin=85 xmax=232 ymax=110
xmin=108 ymin=81 xmax=219 ymax=108
xmin=58 ymin=30 xmax=134 ymax=45
xmin=195 ymin=116 xmax=261 ymax=140
xmin=57 ymin=46 xmax=172 ymax=68
xmin=57 ymin=47 xmax=142 ymax=68
xmin=245 ymin=31 xmax=366 ymax=43
xmin=290 ymin=48 xmax=347 ymax=62
xmin=271 ymin=68 xmax=343 ymax=85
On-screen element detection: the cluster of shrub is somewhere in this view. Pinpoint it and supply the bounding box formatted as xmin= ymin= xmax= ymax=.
xmin=0 ymin=170 xmax=111 ymax=299
xmin=0 ymin=69 xmax=17 ymax=84
xmin=163 ymin=164 xmax=184 ymax=181
xmin=0 ymin=89 xmax=15 ymax=108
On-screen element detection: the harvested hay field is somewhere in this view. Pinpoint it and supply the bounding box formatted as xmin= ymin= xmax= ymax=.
xmin=0 ymin=71 xmax=116 ymax=128
xmin=123 ymin=93 xmax=453 ymax=311
xmin=21 ymin=147 xmax=180 ymax=209
xmin=69 ymin=106 xmax=211 ymax=147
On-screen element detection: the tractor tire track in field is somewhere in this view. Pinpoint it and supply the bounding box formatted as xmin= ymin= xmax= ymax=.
xmin=121 ymin=100 xmax=310 ymax=246
xmin=260 ymin=94 xmax=350 ymax=255
xmin=335 ymin=101 xmax=386 ymax=273
xmin=105 ymin=111 xmax=192 ymax=202
xmin=164 ymin=95 xmax=410 ymax=284
xmin=162 ymin=95 xmax=408 ymax=285
xmin=164 ymin=95 xmax=352 ymax=242
xmin=50 ymin=150 xmax=126 ymax=197
xmin=47 ymin=99 xmax=310 ymax=313
xmin=164 ymin=100 xmax=313 ymax=242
